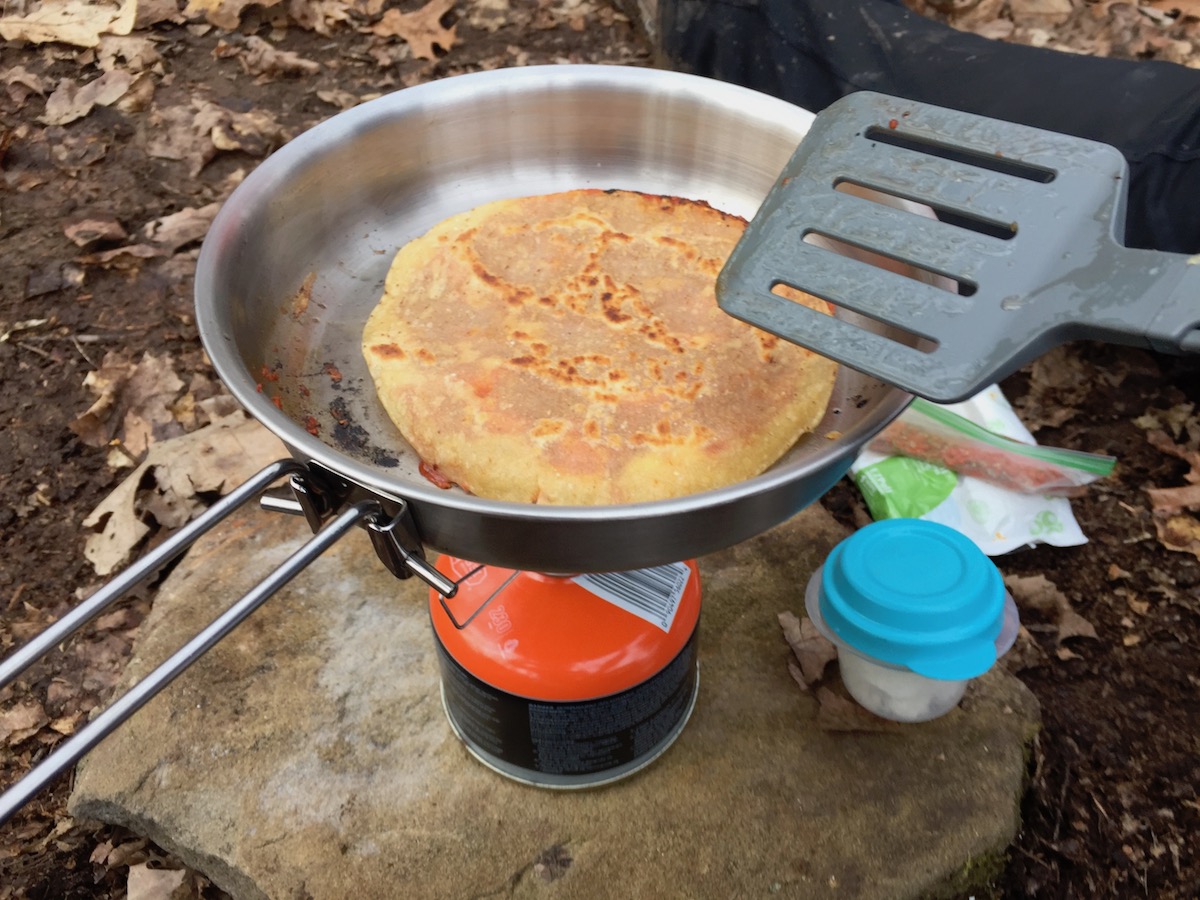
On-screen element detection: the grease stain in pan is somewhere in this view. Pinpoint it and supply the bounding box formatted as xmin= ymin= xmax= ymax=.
xmin=260 ymin=347 xmax=400 ymax=469
xmin=321 ymin=371 xmax=399 ymax=468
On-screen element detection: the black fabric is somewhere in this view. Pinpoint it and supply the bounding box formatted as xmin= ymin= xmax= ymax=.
xmin=658 ymin=0 xmax=1200 ymax=253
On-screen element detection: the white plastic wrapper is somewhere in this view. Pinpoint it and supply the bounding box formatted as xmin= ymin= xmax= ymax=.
xmin=850 ymin=385 xmax=1089 ymax=556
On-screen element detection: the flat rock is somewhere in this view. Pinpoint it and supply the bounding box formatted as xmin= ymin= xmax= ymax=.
xmin=71 ymin=503 xmax=1039 ymax=899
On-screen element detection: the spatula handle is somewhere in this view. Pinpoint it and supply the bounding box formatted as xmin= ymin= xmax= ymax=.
xmin=1074 ymin=250 xmax=1200 ymax=356
xmin=1145 ymin=258 xmax=1200 ymax=355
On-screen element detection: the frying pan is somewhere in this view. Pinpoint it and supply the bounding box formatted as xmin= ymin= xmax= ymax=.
xmin=1 ymin=66 xmax=917 ymax=821
xmin=194 ymin=64 xmax=914 ymax=574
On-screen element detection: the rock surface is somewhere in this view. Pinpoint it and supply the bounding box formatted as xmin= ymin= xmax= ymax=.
xmin=71 ymin=504 xmax=1039 ymax=899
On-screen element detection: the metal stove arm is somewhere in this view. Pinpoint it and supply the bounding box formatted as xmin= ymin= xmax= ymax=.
xmin=0 ymin=497 xmax=378 ymax=827
xmin=0 ymin=459 xmax=304 ymax=693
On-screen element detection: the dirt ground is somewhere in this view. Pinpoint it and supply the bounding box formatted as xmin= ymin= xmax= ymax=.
xmin=1 ymin=1 xmax=1199 ymax=898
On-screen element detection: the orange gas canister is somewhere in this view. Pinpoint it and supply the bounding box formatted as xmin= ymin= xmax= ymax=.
xmin=429 ymin=555 xmax=701 ymax=788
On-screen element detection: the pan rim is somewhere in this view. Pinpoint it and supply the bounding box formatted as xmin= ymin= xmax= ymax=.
xmin=195 ymin=63 xmax=912 ymax=528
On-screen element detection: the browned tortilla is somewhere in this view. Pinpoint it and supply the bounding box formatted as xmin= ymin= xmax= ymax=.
xmin=362 ymin=189 xmax=837 ymax=505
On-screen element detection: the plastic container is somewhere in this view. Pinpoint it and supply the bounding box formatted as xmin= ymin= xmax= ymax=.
xmin=804 ymin=519 xmax=1019 ymax=723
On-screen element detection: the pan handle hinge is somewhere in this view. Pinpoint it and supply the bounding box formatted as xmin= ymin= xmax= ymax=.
xmin=260 ymin=467 xmax=351 ymax=532
xmin=259 ymin=467 xmax=454 ymax=595
xmin=365 ymin=506 xmax=456 ymax=596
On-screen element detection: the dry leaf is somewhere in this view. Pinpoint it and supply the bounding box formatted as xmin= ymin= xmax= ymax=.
xmin=1144 ymin=427 xmax=1200 ymax=474
xmin=182 ymin=0 xmax=281 ymax=31
xmin=316 ymin=88 xmax=361 ymax=109
xmin=284 ymin=0 xmax=353 ymax=35
xmin=81 ymin=413 xmax=288 ymax=574
xmin=87 ymin=836 xmax=145 ymax=872
xmin=3 ymin=64 xmax=50 ymax=98
xmin=1010 ymin=0 xmax=1074 ymax=25
xmin=144 ymin=100 xmax=225 ymax=174
xmin=78 ymin=242 xmax=165 ymax=271
xmin=1012 ymin=345 xmax=1094 ymax=431
xmin=1153 ymin=513 xmax=1200 ymax=560
xmin=1148 ymin=0 xmax=1200 ymax=21
xmin=1142 ymin=427 xmax=1200 ymax=558
xmin=127 ymin=863 xmax=187 ymax=900
xmin=97 ymin=33 xmax=161 ymax=71
xmin=1001 ymin=624 xmax=1048 ymax=674
xmin=41 ymin=69 xmax=133 ymax=125
xmin=90 ymin=840 xmax=115 ymax=866
xmin=49 ymin=714 xmax=80 ymax=735
xmin=139 ymin=202 xmax=221 ymax=252
xmin=70 ymin=351 xmax=138 ymax=447
xmin=1057 ymin=607 xmax=1099 ymax=642
xmin=24 ymin=261 xmax=86 ymax=297
xmin=72 ymin=351 xmax=186 ymax=457
xmin=1147 ymin=483 xmax=1200 ymax=515
xmin=64 ymin=211 xmax=128 ymax=248
xmin=0 ymin=701 xmax=50 ymax=744
xmin=146 ymin=99 xmax=282 ymax=176
xmin=209 ymin=107 xmax=285 ymax=157
xmin=1003 ymin=573 xmax=1064 ymax=613
xmin=214 ymin=35 xmax=321 ymax=78
xmin=0 ymin=0 xmax=137 ymax=48
xmin=371 ymin=0 xmax=458 ymax=60
xmin=815 ymin=687 xmax=902 ymax=733
xmin=786 ymin=659 xmax=811 ymax=692
xmin=82 ymin=469 xmax=152 ymax=573
xmin=135 ymin=0 xmax=186 ymax=26
xmin=778 ymin=611 xmax=837 ymax=687
xmin=1004 ymin=573 xmax=1098 ymax=644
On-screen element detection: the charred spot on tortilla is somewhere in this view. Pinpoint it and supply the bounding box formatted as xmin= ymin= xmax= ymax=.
xmin=362 ymin=188 xmax=838 ymax=505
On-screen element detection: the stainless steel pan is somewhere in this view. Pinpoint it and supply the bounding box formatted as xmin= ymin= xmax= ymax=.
xmin=194 ymin=64 xmax=912 ymax=574
xmin=1 ymin=67 xmax=916 ymax=820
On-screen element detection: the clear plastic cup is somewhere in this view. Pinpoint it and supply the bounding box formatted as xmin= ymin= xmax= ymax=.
xmin=804 ymin=520 xmax=1020 ymax=723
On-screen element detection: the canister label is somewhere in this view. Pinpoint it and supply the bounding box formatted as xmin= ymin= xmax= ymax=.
xmin=436 ymin=625 xmax=699 ymax=780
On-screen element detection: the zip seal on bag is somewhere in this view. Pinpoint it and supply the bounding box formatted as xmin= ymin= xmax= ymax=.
xmin=867 ymin=397 xmax=1116 ymax=495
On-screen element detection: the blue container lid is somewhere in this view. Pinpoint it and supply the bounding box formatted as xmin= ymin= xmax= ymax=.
xmin=819 ymin=519 xmax=1005 ymax=680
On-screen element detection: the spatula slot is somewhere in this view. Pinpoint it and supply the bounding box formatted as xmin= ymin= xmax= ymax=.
xmin=863 ymin=125 xmax=1057 ymax=184
xmin=802 ymin=231 xmax=976 ymax=298
xmin=769 ymin=278 xmax=939 ymax=355
xmin=833 ymin=179 xmax=1019 ymax=242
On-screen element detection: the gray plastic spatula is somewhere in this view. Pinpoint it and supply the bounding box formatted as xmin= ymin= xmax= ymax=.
xmin=717 ymin=91 xmax=1200 ymax=403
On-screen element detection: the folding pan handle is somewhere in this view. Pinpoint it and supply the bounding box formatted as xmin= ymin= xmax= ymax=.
xmin=0 ymin=459 xmax=302 ymax=692
xmin=0 ymin=460 xmax=402 ymax=825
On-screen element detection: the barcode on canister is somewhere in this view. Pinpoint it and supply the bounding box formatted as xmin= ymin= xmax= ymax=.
xmin=572 ymin=562 xmax=691 ymax=632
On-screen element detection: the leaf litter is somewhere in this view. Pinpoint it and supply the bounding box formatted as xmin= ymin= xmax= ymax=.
xmin=369 ymin=0 xmax=458 ymax=58
xmin=1004 ymin=573 xmax=1099 ymax=646
xmin=67 ymin=349 xmax=287 ymax=572
xmin=777 ymin=611 xmax=901 ymax=733
xmin=0 ymin=0 xmax=136 ymax=49
xmin=1137 ymin=416 xmax=1200 ymax=559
